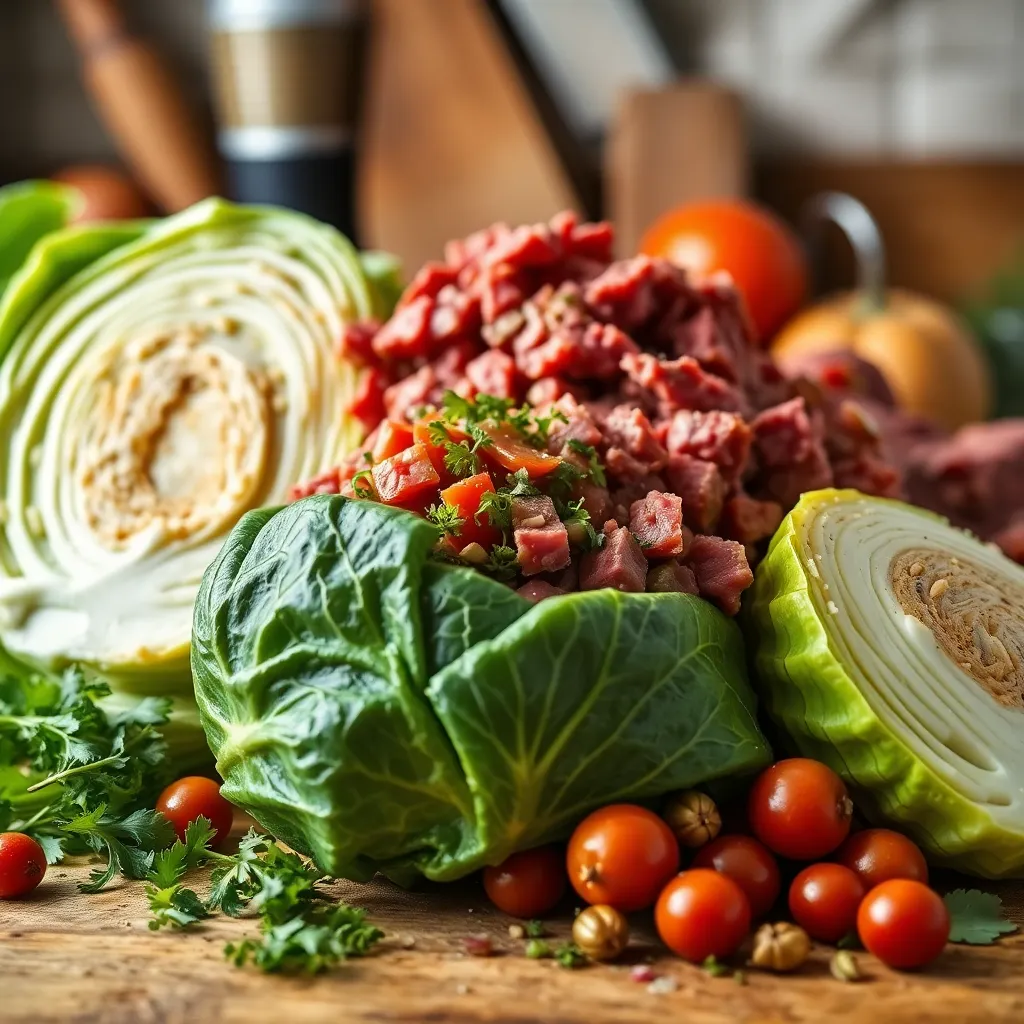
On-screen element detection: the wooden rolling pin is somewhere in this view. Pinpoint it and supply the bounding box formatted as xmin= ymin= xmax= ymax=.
xmin=56 ymin=0 xmax=222 ymax=212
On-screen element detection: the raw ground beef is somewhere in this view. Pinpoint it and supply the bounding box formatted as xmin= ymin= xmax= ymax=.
xmin=322 ymin=213 xmax=907 ymax=613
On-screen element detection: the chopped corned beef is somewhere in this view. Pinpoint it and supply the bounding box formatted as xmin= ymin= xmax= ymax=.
xmin=323 ymin=210 xmax=911 ymax=617
xmin=579 ymin=527 xmax=648 ymax=593
xmin=646 ymin=560 xmax=699 ymax=595
xmin=603 ymin=405 xmax=668 ymax=471
xmin=621 ymin=353 xmax=748 ymax=416
xmin=512 ymin=495 xmax=570 ymax=576
xmin=685 ymin=535 xmax=753 ymax=616
xmin=720 ymin=494 xmax=784 ymax=545
xmin=465 ymin=350 xmax=517 ymax=399
xmin=629 ymin=491 xmax=685 ymax=559
xmin=664 ymin=409 xmax=752 ymax=486
xmin=664 ymin=455 xmax=726 ymax=534
xmin=517 ymin=580 xmax=565 ymax=603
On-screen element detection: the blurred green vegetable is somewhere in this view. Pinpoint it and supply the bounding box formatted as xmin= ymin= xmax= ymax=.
xmin=0 ymin=181 xmax=80 ymax=299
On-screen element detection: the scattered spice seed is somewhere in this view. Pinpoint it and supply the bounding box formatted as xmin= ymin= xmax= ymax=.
xmin=750 ymin=922 xmax=812 ymax=972
xmin=930 ymin=578 xmax=950 ymax=599
xmin=830 ymin=950 xmax=863 ymax=983
xmin=464 ymin=934 xmax=494 ymax=957
xmin=734 ymin=970 xmax=748 ymax=986
xmin=455 ymin=984 xmax=470 ymax=995
xmin=400 ymin=935 xmax=416 ymax=950
xmin=572 ymin=904 xmax=629 ymax=962
xmin=630 ymin=964 xmax=657 ymax=983
xmin=647 ymin=976 xmax=679 ymax=995
xmin=508 ymin=924 xmax=525 ymax=940
xmin=525 ymin=939 xmax=552 ymax=960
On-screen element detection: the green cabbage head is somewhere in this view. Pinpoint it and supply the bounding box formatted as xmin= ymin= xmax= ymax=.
xmin=192 ymin=495 xmax=771 ymax=883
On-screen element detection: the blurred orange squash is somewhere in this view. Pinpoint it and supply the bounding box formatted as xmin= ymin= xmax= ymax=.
xmin=772 ymin=194 xmax=991 ymax=432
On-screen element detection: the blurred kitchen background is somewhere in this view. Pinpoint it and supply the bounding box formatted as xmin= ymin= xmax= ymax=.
xmin=1 ymin=0 xmax=1023 ymax=380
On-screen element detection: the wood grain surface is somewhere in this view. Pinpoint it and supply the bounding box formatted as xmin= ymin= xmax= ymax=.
xmin=2 ymin=851 xmax=1023 ymax=1024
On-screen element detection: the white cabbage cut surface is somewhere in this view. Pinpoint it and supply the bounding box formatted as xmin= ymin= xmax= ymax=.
xmin=750 ymin=488 xmax=1024 ymax=878
xmin=0 ymin=199 xmax=373 ymax=737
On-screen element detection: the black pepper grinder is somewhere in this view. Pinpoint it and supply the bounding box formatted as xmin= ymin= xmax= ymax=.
xmin=207 ymin=0 xmax=368 ymax=242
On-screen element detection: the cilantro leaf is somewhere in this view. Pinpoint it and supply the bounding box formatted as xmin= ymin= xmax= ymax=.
xmin=426 ymin=503 xmax=464 ymax=537
xmin=225 ymin=904 xmax=383 ymax=974
xmin=566 ymin=440 xmax=607 ymax=486
xmin=147 ymin=816 xmax=216 ymax=888
xmin=944 ymin=889 xmax=1018 ymax=944
xmin=147 ymin=885 xmax=210 ymax=930
xmin=554 ymin=942 xmax=587 ymax=969
xmin=442 ymin=441 xmax=481 ymax=478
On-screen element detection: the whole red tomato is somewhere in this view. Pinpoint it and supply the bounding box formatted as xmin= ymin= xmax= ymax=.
xmin=836 ymin=829 xmax=928 ymax=891
xmin=691 ymin=834 xmax=780 ymax=918
xmin=789 ymin=862 xmax=865 ymax=942
xmin=655 ymin=869 xmax=751 ymax=962
xmin=0 ymin=832 xmax=47 ymax=899
xmin=567 ymin=804 xmax=679 ymax=912
xmin=483 ymin=845 xmax=566 ymax=918
xmin=857 ymin=879 xmax=950 ymax=970
xmin=748 ymin=758 xmax=853 ymax=860
xmin=639 ymin=199 xmax=807 ymax=342
xmin=156 ymin=776 xmax=234 ymax=847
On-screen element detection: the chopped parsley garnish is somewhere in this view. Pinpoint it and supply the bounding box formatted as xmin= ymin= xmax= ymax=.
xmin=565 ymin=439 xmax=607 ymax=486
xmin=426 ymin=502 xmax=464 ymax=537
xmin=351 ymin=470 xmax=374 ymax=498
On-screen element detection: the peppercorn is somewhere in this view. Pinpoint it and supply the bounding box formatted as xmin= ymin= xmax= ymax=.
xmin=662 ymin=790 xmax=721 ymax=848
xmin=571 ymin=904 xmax=629 ymax=962
xmin=750 ymin=922 xmax=812 ymax=972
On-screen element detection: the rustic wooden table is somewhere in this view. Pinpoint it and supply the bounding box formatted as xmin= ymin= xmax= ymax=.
xmin=2 ymin=852 xmax=1023 ymax=1024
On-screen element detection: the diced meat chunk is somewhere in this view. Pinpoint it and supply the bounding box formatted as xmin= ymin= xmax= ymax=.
xmin=685 ymin=535 xmax=753 ymax=616
xmin=576 ymin=481 xmax=613 ymax=524
xmin=664 ymin=455 xmax=726 ymax=534
xmin=348 ymin=367 xmax=389 ymax=430
xmin=646 ymin=560 xmax=699 ymax=595
xmin=664 ymin=410 xmax=752 ymax=486
xmin=603 ymin=405 xmax=668 ymax=470
xmin=629 ymin=491 xmax=685 ymax=559
xmin=579 ymin=526 xmax=648 ymax=593
xmin=289 ymin=468 xmax=342 ymax=501
xmin=621 ymin=353 xmax=747 ymax=415
xmin=384 ymin=365 xmax=437 ymax=422
xmin=719 ymin=494 xmax=784 ymax=545
xmin=371 ymin=294 xmax=433 ymax=360
xmin=546 ymin=394 xmax=603 ymax=451
xmin=337 ymin=320 xmax=381 ymax=366
xmin=751 ymin=397 xmax=833 ymax=507
xmin=465 ymin=349 xmax=517 ymax=399
xmin=516 ymin=580 xmax=565 ymax=604
xmin=512 ymin=495 xmax=570 ymax=576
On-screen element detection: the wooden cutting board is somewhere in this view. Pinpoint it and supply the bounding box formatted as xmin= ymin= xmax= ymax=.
xmin=2 ymin=848 xmax=1023 ymax=1024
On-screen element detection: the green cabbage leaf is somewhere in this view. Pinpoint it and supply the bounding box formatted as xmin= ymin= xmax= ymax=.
xmin=192 ymin=495 xmax=771 ymax=883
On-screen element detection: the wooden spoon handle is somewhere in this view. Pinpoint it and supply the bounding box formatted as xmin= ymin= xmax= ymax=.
xmin=56 ymin=0 xmax=222 ymax=212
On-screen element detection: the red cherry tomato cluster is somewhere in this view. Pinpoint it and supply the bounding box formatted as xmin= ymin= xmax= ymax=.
xmin=482 ymin=757 xmax=950 ymax=973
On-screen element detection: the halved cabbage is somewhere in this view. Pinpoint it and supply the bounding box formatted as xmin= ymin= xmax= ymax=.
xmin=0 ymin=198 xmax=380 ymax=765
xmin=749 ymin=488 xmax=1024 ymax=877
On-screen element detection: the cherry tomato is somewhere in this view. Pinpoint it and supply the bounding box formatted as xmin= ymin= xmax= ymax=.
xmin=857 ymin=879 xmax=950 ymax=970
xmin=748 ymin=758 xmax=853 ymax=860
xmin=0 ymin=832 xmax=47 ymax=899
xmin=156 ymin=776 xmax=234 ymax=847
xmin=567 ymin=804 xmax=679 ymax=912
xmin=836 ymin=828 xmax=929 ymax=891
xmin=788 ymin=863 xmax=865 ymax=943
xmin=483 ymin=845 xmax=566 ymax=918
xmin=638 ymin=199 xmax=807 ymax=342
xmin=691 ymin=834 xmax=781 ymax=918
xmin=655 ymin=869 xmax=752 ymax=962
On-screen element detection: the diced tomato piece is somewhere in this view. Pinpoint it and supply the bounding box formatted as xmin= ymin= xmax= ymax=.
xmin=412 ymin=417 xmax=469 ymax=485
xmin=440 ymin=472 xmax=501 ymax=550
xmin=481 ymin=423 xmax=562 ymax=479
xmin=371 ymin=442 xmax=440 ymax=507
xmin=347 ymin=368 xmax=389 ymax=431
xmin=372 ymin=420 xmax=415 ymax=461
